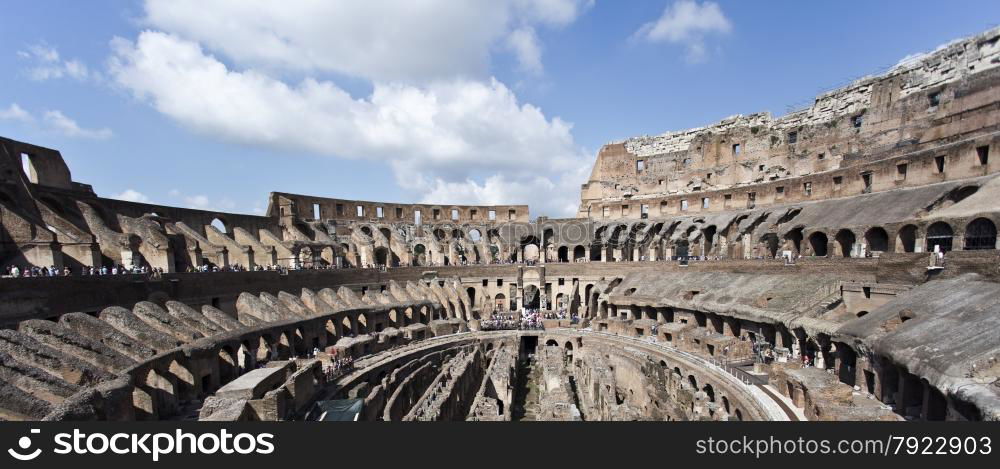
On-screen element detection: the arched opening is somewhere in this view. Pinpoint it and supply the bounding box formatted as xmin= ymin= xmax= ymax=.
xmin=520 ymin=234 xmax=541 ymax=263
xmin=256 ymin=336 xmax=271 ymax=362
xmin=590 ymin=241 xmax=603 ymax=261
xmin=761 ymin=233 xmax=780 ymax=258
xmin=545 ymin=339 xmax=558 ymax=347
xmin=702 ymin=384 xmax=715 ymax=403
xmin=926 ymin=222 xmax=954 ymax=253
xmin=374 ymin=247 xmax=389 ymax=266
xmin=379 ymin=228 xmax=392 ymax=241
xmin=277 ymin=333 xmax=292 ymax=359
xmin=675 ymin=240 xmax=690 ymax=258
xmin=356 ymin=315 xmax=369 ymax=335
xmin=494 ymin=293 xmax=507 ymax=312
xmin=688 ymin=375 xmax=698 ymax=390
xmin=341 ymin=317 xmax=353 ymax=336
xmin=169 ymin=359 xmax=196 ymax=401
xmin=466 ymin=287 xmax=477 ymax=308
xmin=133 ymin=369 xmax=170 ymax=420
xmin=237 ymin=342 xmax=253 ymax=371
xmin=948 ymin=185 xmax=979 ymax=205
xmin=218 ymin=347 xmax=238 ymax=385
xmin=211 ymin=218 xmax=227 ymax=234
xmin=703 ymin=226 xmax=717 ymax=255
xmin=469 ymin=229 xmax=482 ymax=242
xmin=325 ymin=320 xmax=338 ymax=343
xmin=557 ymin=246 xmax=569 ymax=262
xmin=298 ymin=246 xmax=314 ymax=268
xmin=808 ymin=232 xmax=828 ymax=256
xmin=412 ymin=244 xmax=426 ymax=266
xmin=896 ymin=225 xmax=917 ymax=253
xmin=543 ymin=228 xmax=555 ymax=248
xmin=21 ymin=152 xmax=34 ymax=180
xmin=964 ymin=218 xmax=996 ymax=250
xmin=523 ymin=285 xmax=540 ymax=309
xmin=864 ymin=227 xmax=889 ymax=253
xmin=834 ymin=229 xmax=856 ymax=257
xmin=785 ymin=228 xmax=804 ymax=254
xmin=573 ymin=245 xmax=586 ymax=261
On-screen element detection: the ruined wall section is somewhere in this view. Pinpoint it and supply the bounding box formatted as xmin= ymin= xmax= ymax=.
xmin=580 ymin=27 xmax=1000 ymax=219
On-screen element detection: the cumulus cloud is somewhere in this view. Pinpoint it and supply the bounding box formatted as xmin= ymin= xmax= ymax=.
xmin=111 ymin=189 xmax=152 ymax=203
xmin=141 ymin=0 xmax=592 ymax=82
xmin=42 ymin=110 xmax=113 ymax=140
xmin=633 ymin=0 xmax=732 ymax=62
xmin=513 ymin=0 xmax=595 ymax=27
xmin=168 ymin=188 xmax=237 ymax=212
xmin=109 ymin=30 xmax=591 ymax=216
xmin=419 ymin=169 xmax=590 ymax=218
xmin=1 ymin=103 xmax=113 ymax=140
xmin=506 ymin=27 xmax=545 ymax=75
xmin=100 ymin=0 xmax=597 ymax=217
xmin=17 ymin=44 xmax=94 ymax=81
xmin=0 ymin=103 xmax=33 ymax=122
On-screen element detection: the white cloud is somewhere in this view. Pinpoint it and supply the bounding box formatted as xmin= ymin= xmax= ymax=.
xmin=140 ymin=0 xmax=592 ymax=82
xmin=513 ymin=0 xmax=595 ymax=27
xmin=18 ymin=43 xmax=94 ymax=81
xmin=109 ymin=31 xmax=591 ymax=216
xmin=634 ymin=0 xmax=732 ymax=62
xmin=419 ymin=168 xmax=590 ymax=219
xmin=184 ymin=195 xmax=211 ymax=209
xmin=506 ymin=27 xmax=544 ymax=75
xmin=42 ymin=110 xmax=113 ymax=140
xmin=111 ymin=189 xmax=152 ymax=203
xmin=166 ymin=188 xmax=237 ymax=211
xmin=1 ymin=104 xmax=112 ymax=140
xmin=0 ymin=103 xmax=33 ymax=122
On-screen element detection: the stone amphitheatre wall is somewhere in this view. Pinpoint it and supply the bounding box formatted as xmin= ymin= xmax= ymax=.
xmin=332 ymin=330 xmax=781 ymax=422
xmin=6 ymin=250 xmax=999 ymax=326
xmin=2 ymin=246 xmax=998 ymax=421
xmin=579 ymin=27 xmax=1000 ymax=219
xmin=1 ymin=27 xmax=999 ymax=423
xmin=1 ymin=280 xmax=459 ymax=421
xmin=269 ymin=192 xmax=529 ymax=224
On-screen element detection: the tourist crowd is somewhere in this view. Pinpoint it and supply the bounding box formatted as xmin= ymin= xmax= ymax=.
xmin=2 ymin=264 xmax=164 ymax=278
xmin=319 ymin=354 xmax=355 ymax=381
xmin=480 ymin=309 xmax=546 ymax=331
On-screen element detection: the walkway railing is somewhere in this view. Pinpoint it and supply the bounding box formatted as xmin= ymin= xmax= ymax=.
xmin=710 ymin=356 xmax=768 ymax=386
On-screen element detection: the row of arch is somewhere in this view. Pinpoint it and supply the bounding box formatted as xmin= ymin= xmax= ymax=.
xmin=129 ymin=303 xmax=441 ymax=420
xmin=566 ymin=216 xmax=998 ymax=261
xmin=791 ymin=218 xmax=997 ymax=257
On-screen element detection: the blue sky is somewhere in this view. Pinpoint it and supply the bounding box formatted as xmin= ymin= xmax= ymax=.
xmin=1 ymin=1 xmax=998 ymax=218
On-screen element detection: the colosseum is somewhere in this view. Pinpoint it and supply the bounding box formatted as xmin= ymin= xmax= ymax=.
xmin=1 ymin=27 xmax=999 ymax=423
